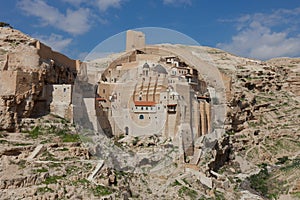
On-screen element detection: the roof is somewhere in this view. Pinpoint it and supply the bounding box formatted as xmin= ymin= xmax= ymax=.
xmin=134 ymin=101 xmax=156 ymax=106
xmin=143 ymin=62 xmax=150 ymax=69
xmin=153 ymin=64 xmax=168 ymax=74
xmin=96 ymin=97 xmax=107 ymax=102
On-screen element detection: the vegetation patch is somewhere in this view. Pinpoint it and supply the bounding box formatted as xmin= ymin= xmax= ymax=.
xmin=27 ymin=126 xmax=43 ymax=139
xmin=92 ymin=185 xmax=115 ymax=196
xmin=248 ymin=164 xmax=286 ymax=199
xmin=178 ymin=186 xmax=198 ymax=199
xmin=43 ymin=175 xmax=64 ymax=185
xmin=37 ymin=186 xmax=54 ymax=194
xmin=34 ymin=167 xmax=48 ymax=173
xmin=214 ymin=190 xmax=225 ymax=200
xmin=280 ymin=158 xmax=300 ymax=172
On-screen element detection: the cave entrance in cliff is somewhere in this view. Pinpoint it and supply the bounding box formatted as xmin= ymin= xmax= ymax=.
xmin=125 ymin=126 xmax=129 ymax=135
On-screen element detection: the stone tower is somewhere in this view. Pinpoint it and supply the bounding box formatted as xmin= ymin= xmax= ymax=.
xmin=126 ymin=30 xmax=145 ymax=51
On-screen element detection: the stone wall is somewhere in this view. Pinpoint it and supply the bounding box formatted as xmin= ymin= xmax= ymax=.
xmin=0 ymin=71 xmax=17 ymax=95
xmin=47 ymin=84 xmax=73 ymax=121
xmin=37 ymin=41 xmax=78 ymax=72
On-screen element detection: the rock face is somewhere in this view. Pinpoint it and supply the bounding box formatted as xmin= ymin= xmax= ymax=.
xmin=0 ymin=27 xmax=82 ymax=131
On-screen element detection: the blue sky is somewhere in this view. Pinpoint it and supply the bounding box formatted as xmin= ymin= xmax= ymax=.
xmin=1 ymin=0 xmax=300 ymax=60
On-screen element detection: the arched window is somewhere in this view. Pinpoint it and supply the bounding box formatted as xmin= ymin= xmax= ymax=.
xmin=139 ymin=115 xmax=144 ymax=119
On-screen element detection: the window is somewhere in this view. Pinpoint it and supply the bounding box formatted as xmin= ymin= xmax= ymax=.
xmin=139 ymin=96 xmax=142 ymax=101
xmin=63 ymin=88 xmax=66 ymax=92
xmin=146 ymin=107 xmax=148 ymax=110
xmin=103 ymin=89 xmax=105 ymax=94
xmin=139 ymin=115 xmax=144 ymax=119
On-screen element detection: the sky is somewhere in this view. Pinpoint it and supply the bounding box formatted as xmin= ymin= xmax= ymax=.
xmin=1 ymin=0 xmax=300 ymax=60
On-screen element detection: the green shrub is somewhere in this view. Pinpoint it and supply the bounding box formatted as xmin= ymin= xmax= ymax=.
xmin=276 ymin=156 xmax=289 ymax=165
xmin=43 ymin=175 xmax=63 ymax=184
xmin=248 ymin=166 xmax=269 ymax=196
xmin=92 ymin=185 xmax=114 ymax=196
xmin=178 ymin=186 xmax=197 ymax=199
xmin=27 ymin=126 xmax=42 ymax=139
xmin=37 ymin=186 xmax=54 ymax=194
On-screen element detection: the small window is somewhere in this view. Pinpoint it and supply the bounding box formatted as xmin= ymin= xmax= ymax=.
xmin=146 ymin=107 xmax=148 ymax=110
xmin=141 ymin=107 xmax=143 ymax=110
xmin=103 ymin=89 xmax=105 ymax=94
xmin=139 ymin=115 xmax=144 ymax=120
xmin=63 ymin=88 xmax=66 ymax=92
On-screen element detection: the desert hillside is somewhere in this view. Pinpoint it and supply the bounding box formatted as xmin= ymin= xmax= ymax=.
xmin=0 ymin=27 xmax=300 ymax=200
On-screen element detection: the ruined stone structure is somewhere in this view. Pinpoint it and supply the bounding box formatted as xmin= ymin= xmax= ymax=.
xmin=0 ymin=27 xmax=81 ymax=131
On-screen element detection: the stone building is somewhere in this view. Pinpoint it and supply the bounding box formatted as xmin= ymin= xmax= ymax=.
xmin=96 ymin=31 xmax=218 ymax=156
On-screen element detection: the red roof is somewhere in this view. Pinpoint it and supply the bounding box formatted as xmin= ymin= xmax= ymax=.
xmin=96 ymin=97 xmax=106 ymax=101
xmin=197 ymin=96 xmax=209 ymax=99
xmin=134 ymin=101 xmax=156 ymax=106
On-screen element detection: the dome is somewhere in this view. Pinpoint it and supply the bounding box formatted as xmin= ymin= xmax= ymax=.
xmin=153 ymin=64 xmax=168 ymax=74
xmin=143 ymin=62 xmax=150 ymax=69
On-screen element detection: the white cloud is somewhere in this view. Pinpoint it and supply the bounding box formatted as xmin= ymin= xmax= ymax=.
xmin=62 ymin=0 xmax=85 ymax=6
xmin=35 ymin=34 xmax=72 ymax=52
xmin=218 ymin=7 xmax=300 ymax=60
xmin=18 ymin=0 xmax=91 ymax=35
xmin=163 ymin=0 xmax=191 ymax=5
xmin=95 ymin=0 xmax=123 ymax=11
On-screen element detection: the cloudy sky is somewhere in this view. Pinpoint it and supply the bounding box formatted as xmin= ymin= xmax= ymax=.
xmin=1 ymin=0 xmax=300 ymax=60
